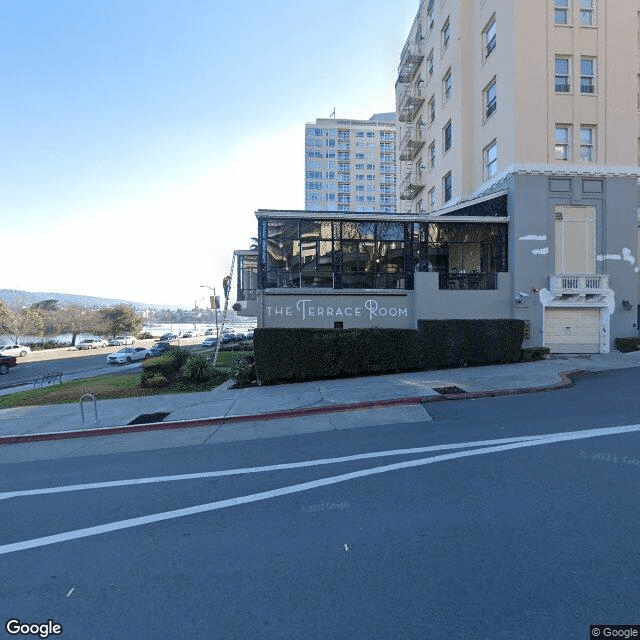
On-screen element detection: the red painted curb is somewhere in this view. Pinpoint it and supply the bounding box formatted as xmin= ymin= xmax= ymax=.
xmin=0 ymin=370 xmax=585 ymax=446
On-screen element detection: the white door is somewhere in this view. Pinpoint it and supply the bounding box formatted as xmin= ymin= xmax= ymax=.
xmin=544 ymin=308 xmax=600 ymax=353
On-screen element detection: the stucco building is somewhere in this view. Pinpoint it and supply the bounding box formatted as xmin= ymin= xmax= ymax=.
xmin=237 ymin=0 xmax=639 ymax=354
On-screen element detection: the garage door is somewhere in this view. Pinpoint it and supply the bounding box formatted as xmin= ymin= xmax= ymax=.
xmin=544 ymin=308 xmax=600 ymax=353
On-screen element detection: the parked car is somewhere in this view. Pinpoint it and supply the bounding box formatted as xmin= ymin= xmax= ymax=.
xmin=159 ymin=333 xmax=178 ymax=341
xmin=245 ymin=330 xmax=254 ymax=339
xmin=204 ymin=328 xmax=216 ymax=335
xmin=182 ymin=330 xmax=195 ymax=338
xmin=106 ymin=347 xmax=151 ymax=365
xmin=147 ymin=341 xmax=173 ymax=357
xmin=201 ymin=336 xmax=217 ymax=348
xmin=220 ymin=333 xmax=235 ymax=344
xmin=0 ymin=344 xmax=31 ymax=357
xmin=77 ymin=338 xmax=108 ymax=349
xmin=0 ymin=355 xmax=17 ymax=374
xmin=108 ymin=336 xmax=136 ymax=346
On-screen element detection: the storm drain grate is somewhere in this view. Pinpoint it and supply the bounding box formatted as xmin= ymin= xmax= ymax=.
xmin=128 ymin=412 xmax=171 ymax=425
xmin=432 ymin=386 xmax=466 ymax=395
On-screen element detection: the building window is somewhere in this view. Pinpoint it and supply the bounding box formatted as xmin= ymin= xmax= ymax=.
xmin=555 ymin=125 xmax=571 ymax=160
xmin=555 ymin=57 xmax=571 ymax=93
xmin=429 ymin=187 xmax=436 ymax=212
xmin=428 ymin=95 xmax=436 ymax=124
xmin=484 ymin=140 xmax=498 ymax=179
xmin=443 ymin=69 xmax=452 ymax=102
xmin=429 ymin=141 xmax=436 ymax=170
xmin=484 ymin=78 xmax=497 ymax=119
xmin=427 ymin=49 xmax=434 ymax=77
xmin=580 ymin=0 xmax=594 ymax=25
xmin=443 ymin=172 xmax=452 ymax=203
xmin=580 ymin=58 xmax=595 ymax=93
xmin=442 ymin=18 xmax=451 ymax=51
xmin=443 ymin=121 xmax=452 ymax=153
xmin=483 ymin=16 xmax=496 ymax=58
xmin=580 ymin=126 xmax=595 ymax=162
xmin=555 ymin=0 xmax=569 ymax=25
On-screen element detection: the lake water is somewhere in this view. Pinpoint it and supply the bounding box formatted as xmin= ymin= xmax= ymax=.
xmin=0 ymin=321 xmax=257 ymax=347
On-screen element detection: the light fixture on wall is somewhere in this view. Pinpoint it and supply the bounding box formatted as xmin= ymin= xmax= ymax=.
xmin=622 ymin=299 xmax=633 ymax=311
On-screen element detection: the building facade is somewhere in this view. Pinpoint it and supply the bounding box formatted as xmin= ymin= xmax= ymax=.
xmin=393 ymin=0 xmax=640 ymax=352
xmin=304 ymin=114 xmax=398 ymax=214
xmin=237 ymin=1 xmax=640 ymax=354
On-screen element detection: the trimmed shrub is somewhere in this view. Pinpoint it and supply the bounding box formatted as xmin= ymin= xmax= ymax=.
xmin=521 ymin=347 xmax=550 ymax=362
xmin=254 ymin=320 xmax=525 ymax=385
xmin=138 ymin=331 xmax=154 ymax=340
xmin=615 ymin=337 xmax=640 ymax=353
xmin=228 ymin=354 xmax=256 ymax=387
xmin=140 ymin=346 xmax=191 ymax=387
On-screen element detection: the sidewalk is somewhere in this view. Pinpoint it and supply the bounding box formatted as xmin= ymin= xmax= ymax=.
xmin=1 ymin=350 xmax=639 ymax=452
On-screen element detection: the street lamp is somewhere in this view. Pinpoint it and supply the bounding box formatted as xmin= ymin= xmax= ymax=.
xmin=199 ymin=285 xmax=219 ymax=340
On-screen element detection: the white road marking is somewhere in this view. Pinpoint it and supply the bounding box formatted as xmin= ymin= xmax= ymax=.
xmin=1 ymin=423 xmax=639 ymax=556
xmin=0 ymin=434 xmax=551 ymax=501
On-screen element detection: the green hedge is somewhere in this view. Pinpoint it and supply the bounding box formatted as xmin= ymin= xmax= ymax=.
xmin=615 ymin=337 xmax=640 ymax=353
xmin=254 ymin=320 xmax=525 ymax=385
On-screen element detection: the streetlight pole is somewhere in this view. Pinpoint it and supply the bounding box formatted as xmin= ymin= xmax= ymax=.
xmin=199 ymin=285 xmax=219 ymax=340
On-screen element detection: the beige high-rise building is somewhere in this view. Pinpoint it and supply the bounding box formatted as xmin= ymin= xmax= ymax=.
xmin=397 ymin=0 xmax=638 ymax=211
xmin=305 ymin=114 xmax=397 ymax=213
xmin=393 ymin=0 xmax=640 ymax=352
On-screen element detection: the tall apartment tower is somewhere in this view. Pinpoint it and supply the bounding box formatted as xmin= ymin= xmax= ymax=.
xmin=304 ymin=114 xmax=397 ymax=213
xmin=396 ymin=0 xmax=639 ymax=352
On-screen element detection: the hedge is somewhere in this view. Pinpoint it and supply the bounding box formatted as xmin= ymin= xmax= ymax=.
xmin=615 ymin=337 xmax=640 ymax=353
xmin=254 ymin=319 xmax=525 ymax=385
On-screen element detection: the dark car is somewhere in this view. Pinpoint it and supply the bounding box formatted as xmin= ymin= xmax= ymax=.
xmin=0 ymin=355 xmax=17 ymax=374
xmin=148 ymin=341 xmax=173 ymax=357
xmin=159 ymin=333 xmax=178 ymax=341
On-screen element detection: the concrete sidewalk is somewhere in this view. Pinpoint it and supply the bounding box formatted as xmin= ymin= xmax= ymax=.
xmin=1 ymin=350 xmax=639 ymax=450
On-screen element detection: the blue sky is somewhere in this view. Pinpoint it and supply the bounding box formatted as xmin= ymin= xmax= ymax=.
xmin=1 ymin=0 xmax=418 ymax=307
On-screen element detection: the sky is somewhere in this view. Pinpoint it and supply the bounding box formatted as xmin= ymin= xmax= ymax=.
xmin=1 ymin=0 xmax=418 ymax=308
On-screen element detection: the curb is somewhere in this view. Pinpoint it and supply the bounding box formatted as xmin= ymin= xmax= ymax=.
xmin=0 ymin=369 xmax=585 ymax=446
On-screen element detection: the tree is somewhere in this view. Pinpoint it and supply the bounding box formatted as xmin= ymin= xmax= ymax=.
xmin=96 ymin=304 xmax=144 ymax=338
xmin=55 ymin=305 xmax=100 ymax=346
xmin=0 ymin=300 xmax=44 ymax=343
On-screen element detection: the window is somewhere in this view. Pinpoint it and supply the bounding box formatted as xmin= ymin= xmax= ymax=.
xmin=580 ymin=126 xmax=595 ymax=162
xmin=555 ymin=0 xmax=569 ymax=25
xmin=484 ymin=78 xmax=497 ymax=119
xmin=442 ymin=18 xmax=451 ymax=51
xmin=443 ymin=172 xmax=452 ymax=203
xmin=338 ymin=130 xmax=350 ymax=139
xmin=443 ymin=69 xmax=452 ymax=101
xmin=555 ymin=125 xmax=571 ymax=160
xmin=427 ymin=49 xmax=434 ymax=77
xmin=429 ymin=187 xmax=436 ymax=212
xmin=555 ymin=57 xmax=571 ymax=92
xmin=580 ymin=57 xmax=595 ymax=93
xmin=443 ymin=121 xmax=452 ymax=153
xmin=484 ymin=140 xmax=498 ymax=179
xmin=580 ymin=0 xmax=594 ymax=25
xmin=429 ymin=141 xmax=436 ymax=170
xmin=428 ymin=95 xmax=436 ymax=124
xmin=483 ymin=16 xmax=496 ymax=58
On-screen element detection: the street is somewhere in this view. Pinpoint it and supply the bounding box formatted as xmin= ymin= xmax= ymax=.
xmin=1 ymin=368 xmax=639 ymax=639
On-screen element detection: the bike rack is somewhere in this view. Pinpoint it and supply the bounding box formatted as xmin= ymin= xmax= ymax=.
xmin=80 ymin=393 xmax=98 ymax=424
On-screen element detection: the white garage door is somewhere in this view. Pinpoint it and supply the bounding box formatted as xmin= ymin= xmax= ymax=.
xmin=544 ymin=308 xmax=600 ymax=353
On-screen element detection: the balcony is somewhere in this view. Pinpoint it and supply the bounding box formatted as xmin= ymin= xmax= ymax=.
xmin=397 ymin=40 xmax=425 ymax=84
xmin=398 ymin=85 xmax=425 ymax=123
xmin=399 ymin=125 xmax=426 ymax=161
xmin=399 ymin=170 xmax=425 ymax=200
xmin=549 ymin=274 xmax=609 ymax=297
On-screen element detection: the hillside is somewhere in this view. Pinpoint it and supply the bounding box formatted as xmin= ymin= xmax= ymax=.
xmin=0 ymin=289 xmax=169 ymax=310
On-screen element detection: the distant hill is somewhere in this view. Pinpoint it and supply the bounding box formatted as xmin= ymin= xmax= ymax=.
xmin=0 ymin=289 xmax=171 ymax=310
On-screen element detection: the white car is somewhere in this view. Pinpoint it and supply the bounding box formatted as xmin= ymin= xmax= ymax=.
xmin=108 ymin=336 xmax=136 ymax=346
xmin=106 ymin=346 xmax=151 ymax=364
xmin=77 ymin=338 xmax=108 ymax=349
xmin=0 ymin=344 xmax=31 ymax=357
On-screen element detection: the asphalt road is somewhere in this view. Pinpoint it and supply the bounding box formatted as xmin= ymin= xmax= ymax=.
xmin=1 ymin=368 xmax=639 ymax=639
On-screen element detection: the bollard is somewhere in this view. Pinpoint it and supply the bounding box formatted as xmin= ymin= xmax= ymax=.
xmin=80 ymin=393 xmax=98 ymax=424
